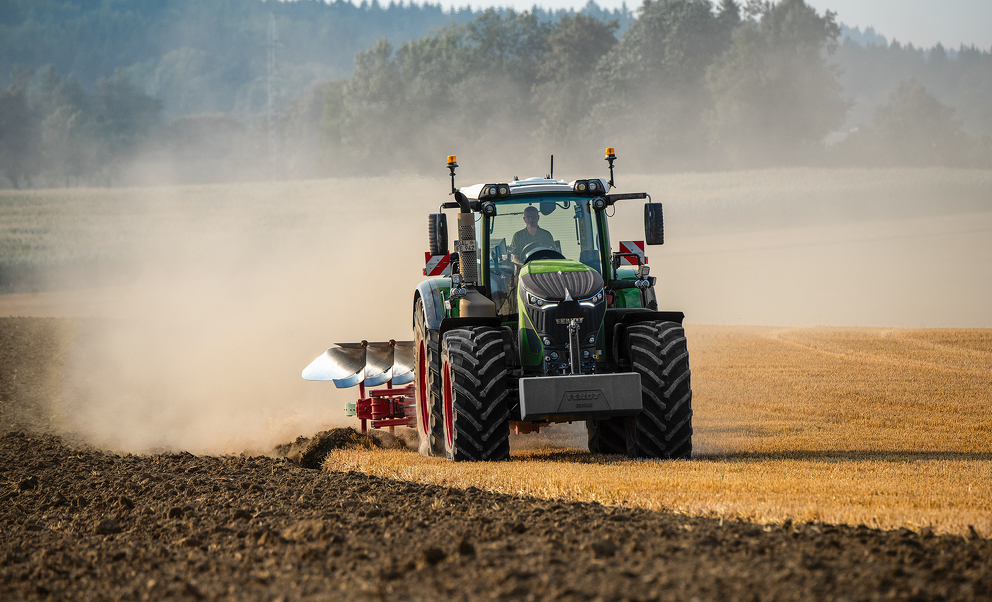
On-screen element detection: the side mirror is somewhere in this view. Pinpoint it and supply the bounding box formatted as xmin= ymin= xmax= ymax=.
xmin=644 ymin=203 xmax=664 ymax=245
xmin=428 ymin=213 xmax=448 ymax=256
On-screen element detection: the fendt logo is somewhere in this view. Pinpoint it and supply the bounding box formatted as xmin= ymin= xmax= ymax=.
xmin=566 ymin=391 xmax=601 ymax=402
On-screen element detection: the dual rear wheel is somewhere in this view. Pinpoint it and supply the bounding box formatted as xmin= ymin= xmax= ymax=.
xmin=414 ymin=312 xmax=510 ymax=462
xmin=413 ymin=298 xmax=444 ymax=457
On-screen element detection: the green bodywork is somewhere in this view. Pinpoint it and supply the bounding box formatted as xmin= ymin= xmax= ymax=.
xmin=516 ymin=258 xmax=597 ymax=367
xmin=612 ymin=267 xmax=643 ymax=308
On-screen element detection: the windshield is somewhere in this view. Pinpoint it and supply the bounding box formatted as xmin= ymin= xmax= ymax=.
xmin=484 ymin=196 xmax=605 ymax=315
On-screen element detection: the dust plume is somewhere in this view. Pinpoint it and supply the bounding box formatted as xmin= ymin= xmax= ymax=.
xmin=49 ymin=178 xmax=432 ymax=454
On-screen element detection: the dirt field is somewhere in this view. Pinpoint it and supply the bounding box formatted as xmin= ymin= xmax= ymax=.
xmin=3 ymin=430 xmax=991 ymax=602
xmin=2 ymin=317 xmax=991 ymax=600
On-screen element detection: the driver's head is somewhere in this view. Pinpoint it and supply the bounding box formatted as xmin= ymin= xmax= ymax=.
xmin=523 ymin=206 xmax=539 ymax=226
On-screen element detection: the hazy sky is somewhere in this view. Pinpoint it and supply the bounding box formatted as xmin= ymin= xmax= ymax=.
xmin=435 ymin=0 xmax=992 ymax=49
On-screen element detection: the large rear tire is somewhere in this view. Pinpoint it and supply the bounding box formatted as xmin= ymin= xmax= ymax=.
xmin=413 ymin=297 xmax=444 ymax=457
xmin=440 ymin=327 xmax=510 ymax=462
xmin=586 ymin=418 xmax=629 ymax=455
xmin=626 ymin=321 xmax=693 ymax=459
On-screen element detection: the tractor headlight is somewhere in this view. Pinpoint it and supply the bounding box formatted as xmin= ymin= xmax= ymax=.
xmin=542 ymin=336 xmax=552 ymax=346
xmin=574 ymin=179 xmax=609 ymax=196
xmin=479 ymin=183 xmax=511 ymax=201
xmin=527 ymin=293 xmax=545 ymax=307
xmin=580 ymin=291 xmax=604 ymax=307
xmin=481 ymin=201 xmax=497 ymax=217
xmin=549 ymin=351 xmax=559 ymax=361
xmin=587 ymin=335 xmax=596 ymax=345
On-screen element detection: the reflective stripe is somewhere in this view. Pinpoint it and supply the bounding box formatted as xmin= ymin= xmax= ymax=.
xmin=424 ymin=252 xmax=452 ymax=276
xmin=618 ymin=240 xmax=646 ymax=266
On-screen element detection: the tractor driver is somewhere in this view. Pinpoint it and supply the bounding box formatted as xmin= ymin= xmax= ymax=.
xmin=511 ymin=206 xmax=555 ymax=266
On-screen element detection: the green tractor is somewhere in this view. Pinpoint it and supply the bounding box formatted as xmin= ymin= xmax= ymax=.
xmin=412 ymin=149 xmax=692 ymax=461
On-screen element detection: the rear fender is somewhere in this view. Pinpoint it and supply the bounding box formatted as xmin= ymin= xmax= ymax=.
xmin=414 ymin=278 xmax=450 ymax=332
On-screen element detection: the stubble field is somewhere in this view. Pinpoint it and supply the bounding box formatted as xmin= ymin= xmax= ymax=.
xmin=327 ymin=325 xmax=992 ymax=537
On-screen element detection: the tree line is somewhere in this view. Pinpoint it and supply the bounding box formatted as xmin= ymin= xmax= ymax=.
xmin=0 ymin=68 xmax=162 ymax=188
xmin=1 ymin=0 xmax=990 ymax=187
xmin=320 ymin=0 xmax=992 ymax=175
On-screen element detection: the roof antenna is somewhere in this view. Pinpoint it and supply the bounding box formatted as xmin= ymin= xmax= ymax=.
xmin=548 ymin=155 xmax=554 ymax=180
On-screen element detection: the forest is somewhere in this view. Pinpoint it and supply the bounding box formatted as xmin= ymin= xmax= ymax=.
xmin=0 ymin=0 xmax=990 ymax=187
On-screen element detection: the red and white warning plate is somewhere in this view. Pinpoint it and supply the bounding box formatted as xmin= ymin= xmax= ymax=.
xmin=618 ymin=240 xmax=647 ymax=266
xmin=424 ymin=252 xmax=452 ymax=276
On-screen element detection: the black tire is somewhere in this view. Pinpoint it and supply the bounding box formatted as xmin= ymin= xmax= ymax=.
xmin=413 ymin=297 xmax=444 ymax=457
xmin=626 ymin=321 xmax=693 ymax=459
xmin=586 ymin=418 xmax=629 ymax=455
xmin=428 ymin=213 xmax=448 ymax=256
xmin=440 ymin=327 xmax=510 ymax=462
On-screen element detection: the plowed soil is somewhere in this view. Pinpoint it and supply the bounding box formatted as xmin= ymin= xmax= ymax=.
xmin=2 ymin=317 xmax=991 ymax=601
xmin=3 ymin=431 xmax=991 ymax=602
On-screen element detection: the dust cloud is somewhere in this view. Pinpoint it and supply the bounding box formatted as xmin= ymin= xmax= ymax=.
xmin=10 ymin=166 xmax=991 ymax=454
xmin=49 ymin=178 xmax=432 ymax=454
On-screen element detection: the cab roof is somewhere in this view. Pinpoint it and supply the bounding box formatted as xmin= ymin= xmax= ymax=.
xmin=459 ymin=177 xmax=608 ymax=201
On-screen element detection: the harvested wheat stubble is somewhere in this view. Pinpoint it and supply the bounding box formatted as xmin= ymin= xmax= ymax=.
xmin=325 ymin=325 xmax=992 ymax=537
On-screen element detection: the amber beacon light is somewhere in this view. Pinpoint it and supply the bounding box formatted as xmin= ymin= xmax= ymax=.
xmin=605 ymin=147 xmax=617 ymax=188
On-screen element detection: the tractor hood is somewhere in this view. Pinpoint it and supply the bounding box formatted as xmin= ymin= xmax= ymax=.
xmin=519 ymin=259 xmax=604 ymax=301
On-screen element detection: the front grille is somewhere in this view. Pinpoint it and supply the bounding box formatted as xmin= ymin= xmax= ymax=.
xmin=527 ymin=299 xmax=605 ymax=346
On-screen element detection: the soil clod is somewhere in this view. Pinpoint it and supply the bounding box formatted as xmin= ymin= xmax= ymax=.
xmin=275 ymin=428 xmax=408 ymax=469
xmin=93 ymin=518 xmax=122 ymax=535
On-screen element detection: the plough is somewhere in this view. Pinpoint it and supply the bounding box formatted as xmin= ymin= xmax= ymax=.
xmin=302 ymin=340 xmax=415 ymax=433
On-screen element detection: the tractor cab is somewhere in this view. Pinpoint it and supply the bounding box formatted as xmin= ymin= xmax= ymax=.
xmin=458 ymin=178 xmax=609 ymax=317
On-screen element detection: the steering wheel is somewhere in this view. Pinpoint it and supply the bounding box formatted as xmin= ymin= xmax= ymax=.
xmin=521 ymin=243 xmax=565 ymax=264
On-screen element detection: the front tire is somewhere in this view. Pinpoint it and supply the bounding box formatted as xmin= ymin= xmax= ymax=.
xmin=626 ymin=321 xmax=693 ymax=459
xmin=440 ymin=327 xmax=510 ymax=462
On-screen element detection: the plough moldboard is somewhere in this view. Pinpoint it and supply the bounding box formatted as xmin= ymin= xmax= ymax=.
xmin=302 ymin=340 xmax=415 ymax=433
